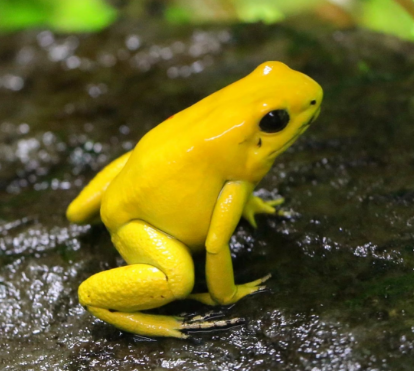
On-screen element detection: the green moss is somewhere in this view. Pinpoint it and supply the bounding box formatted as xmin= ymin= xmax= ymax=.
xmin=359 ymin=0 xmax=414 ymax=42
xmin=0 ymin=0 xmax=117 ymax=32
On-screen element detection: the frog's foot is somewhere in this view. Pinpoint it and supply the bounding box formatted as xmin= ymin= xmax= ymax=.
xmin=87 ymin=306 xmax=243 ymax=339
xmin=181 ymin=309 xmax=228 ymax=322
xmin=87 ymin=306 xmax=188 ymax=338
xmin=243 ymin=195 xmax=285 ymax=228
xmin=188 ymin=274 xmax=272 ymax=306
xmin=181 ymin=313 xmax=245 ymax=334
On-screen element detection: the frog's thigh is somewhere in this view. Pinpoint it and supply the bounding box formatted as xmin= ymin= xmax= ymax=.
xmin=112 ymin=220 xmax=195 ymax=299
xmin=78 ymin=220 xmax=195 ymax=338
xmin=79 ymin=264 xmax=176 ymax=312
xmin=79 ymin=264 xmax=185 ymax=337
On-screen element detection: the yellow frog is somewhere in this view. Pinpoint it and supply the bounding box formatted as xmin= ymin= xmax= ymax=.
xmin=67 ymin=61 xmax=323 ymax=338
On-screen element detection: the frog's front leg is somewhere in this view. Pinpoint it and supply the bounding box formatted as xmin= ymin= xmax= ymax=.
xmin=242 ymin=194 xmax=285 ymax=228
xmin=67 ymin=151 xmax=132 ymax=225
xmin=188 ymin=181 xmax=271 ymax=306
xmin=79 ymin=220 xmax=235 ymax=338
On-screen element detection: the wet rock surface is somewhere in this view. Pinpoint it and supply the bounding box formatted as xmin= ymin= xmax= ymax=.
xmin=1 ymin=17 xmax=414 ymax=370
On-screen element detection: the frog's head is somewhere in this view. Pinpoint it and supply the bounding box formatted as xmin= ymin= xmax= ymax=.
xmin=195 ymin=61 xmax=323 ymax=181
xmin=245 ymin=62 xmax=322 ymax=165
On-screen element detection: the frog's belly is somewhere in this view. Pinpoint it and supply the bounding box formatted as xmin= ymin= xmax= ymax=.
xmin=102 ymin=174 xmax=223 ymax=252
xmin=136 ymin=189 xmax=218 ymax=252
xmin=145 ymin=209 xmax=212 ymax=252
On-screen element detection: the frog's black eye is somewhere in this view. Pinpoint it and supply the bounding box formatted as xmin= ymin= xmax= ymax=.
xmin=259 ymin=109 xmax=290 ymax=133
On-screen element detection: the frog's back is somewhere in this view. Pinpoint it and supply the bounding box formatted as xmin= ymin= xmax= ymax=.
xmin=100 ymin=74 xmax=260 ymax=245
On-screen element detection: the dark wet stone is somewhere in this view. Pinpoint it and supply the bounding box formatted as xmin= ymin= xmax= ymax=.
xmin=1 ymin=15 xmax=414 ymax=371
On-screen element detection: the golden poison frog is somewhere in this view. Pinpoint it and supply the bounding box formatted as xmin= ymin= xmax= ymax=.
xmin=67 ymin=61 xmax=323 ymax=338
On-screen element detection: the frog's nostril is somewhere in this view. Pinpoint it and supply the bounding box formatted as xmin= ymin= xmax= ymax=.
xmin=310 ymin=100 xmax=317 ymax=106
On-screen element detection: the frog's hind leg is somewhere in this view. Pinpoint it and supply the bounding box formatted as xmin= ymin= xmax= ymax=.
xmin=79 ymin=264 xmax=189 ymax=338
xmin=79 ymin=220 xmax=235 ymax=338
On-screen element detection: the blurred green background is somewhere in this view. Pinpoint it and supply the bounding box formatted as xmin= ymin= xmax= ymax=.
xmin=0 ymin=0 xmax=414 ymax=42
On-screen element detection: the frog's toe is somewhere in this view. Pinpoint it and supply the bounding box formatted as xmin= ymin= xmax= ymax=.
xmin=277 ymin=209 xmax=298 ymax=218
xmin=226 ymin=274 xmax=272 ymax=303
xmin=261 ymin=203 xmax=277 ymax=215
xmin=243 ymin=273 xmax=272 ymax=287
xmin=266 ymin=197 xmax=285 ymax=207
xmin=182 ymin=309 xmax=226 ymax=323
xmin=180 ymin=316 xmax=245 ymax=333
xmin=244 ymin=210 xmax=258 ymax=228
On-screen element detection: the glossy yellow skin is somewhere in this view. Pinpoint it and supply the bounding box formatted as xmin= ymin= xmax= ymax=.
xmin=67 ymin=61 xmax=323 ymax=338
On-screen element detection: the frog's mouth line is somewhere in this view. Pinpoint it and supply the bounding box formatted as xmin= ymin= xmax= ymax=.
xmin=268 ymin=123 xmax=308 ymax=156
xmin=268 ymin=109 xmax=320 ymax=158
xmin=304 ymin=108 xmax=319 ymax=127
xmin=268 ymin=132 xmax=301 ymax=157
